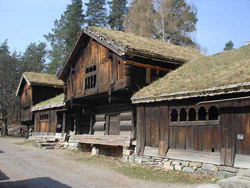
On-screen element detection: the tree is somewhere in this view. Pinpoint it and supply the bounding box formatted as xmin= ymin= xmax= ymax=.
xmin=0 ymin=41 xmax=20 ymax=136
xmin=108 ymin=0 xmax=128 ymax=30
xmin=21 ymin=42 xmax=47 ymax=73
xmin=154 ymin=0 xmax=197 ymax=46
xmin=85 ymin=0 xmax=107 ymax=26
xmin=123 ymin=0 xmax=155 ymax=38
xmin=124 ymin=0 xmax=197 ymax=47
xmin=45 ymin=0 xmax=85 ymax=74
xmin=224 ymin=40 xmax=234 ymax=51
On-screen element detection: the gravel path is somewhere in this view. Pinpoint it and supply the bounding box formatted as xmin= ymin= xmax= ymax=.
xmin=0 ymin=137 xmax=202 ymax=188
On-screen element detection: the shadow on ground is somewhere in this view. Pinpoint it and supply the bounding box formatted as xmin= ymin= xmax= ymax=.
xmin=0 ymin=177 xmax=70 ymax=188
xmin=0 ymin=170 xmax=9 ymax=181
xmin=0 ymin=150 xmax=4 ymax=154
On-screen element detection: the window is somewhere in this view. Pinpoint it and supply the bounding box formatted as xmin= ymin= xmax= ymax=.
xmin=171 ymin=109 xmax=178 ymax=122
xmin=198 ymin=107 xmax=207 ymax=120
xmin=188 ymin=108 xmax=196 ymax=121
xmin=85 ymin=65 xmax=97 ymax=89
xmin=208 ymin=106 xmax=219 ymax=120
xmin=180 ymin=108 xmax=187 ymax=121
xmin=40 ymin=114 xmax=48 ymax=120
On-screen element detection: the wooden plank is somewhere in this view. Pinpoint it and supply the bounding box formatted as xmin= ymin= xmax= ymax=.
xmin=203 ymin=126 xmax=212 ymax=152
xmin=169 ymin=127 xmax=176 ymax=149
xmin=185 ymin=126 xmax=194 ymax=150
xmin=136 ymin=106 xmax=146 ymax=156
xmin=194 ymin=126 xmax=202 ymax=151
xmin=158 ymin=106 xmax=169 ymax=155
xmin=125 ymin=61 xmax=171 ymax=72
xmin=75 ymin=135 xmax=131 ymax=147
xmin=146 ymin=68 xmax=151 ymax=84
xmin=169 ymin=120 xmax=220 ymax=127
xmin=62 ymin=112 xmax=66 ymax=136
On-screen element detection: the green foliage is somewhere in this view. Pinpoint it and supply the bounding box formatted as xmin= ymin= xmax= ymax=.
xmin=0 ymin=40 xmax=21 ymax=135
xmin=45 ymin=0 xmax=85 ymax=74
xmin=0 ymin=40 xmax=10 ymax=55
xmin=21 ymin=42 xmax=47 ymax=73
xmin=224 ymin=40 xmax=234 ymax=51
xmin=124 ymin=0 xmax=198 ymax=47
xmin=85 ymin=0 xmax=107 ymax=26
xmin=108 ymin=0 xmax=128 ymax=30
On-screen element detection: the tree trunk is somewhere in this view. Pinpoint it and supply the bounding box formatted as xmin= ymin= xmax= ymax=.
xmin=2 ymin=119 xmax=8 ymax=136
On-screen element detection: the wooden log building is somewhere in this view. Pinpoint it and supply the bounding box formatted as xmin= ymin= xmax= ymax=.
xmin=16 ymin=72 xmax=64 ymax=128
xmin=132 ymin=44 xmax=250 ymax=168
xmin=57 ymin=26 xmax=202 ymax=155
xmin=31 ymin=93 xmax=67 ymax=140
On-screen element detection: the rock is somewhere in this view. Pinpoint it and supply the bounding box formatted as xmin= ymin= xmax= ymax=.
xmin=215 ymin=171 xmax=236 ymax=180
xmin=129 ymin=155 xmax=135 ymax=163
xmin=175 ymin=165 xmax=183 ymax=171
xmin=91 ymin=147 xmax=99 ymax=156
xmin=134 ymin=157 xmax=142 ymax=164
xmin=123 ymin=156 xmax=129 ymax=162
xmin=196 ymin=169 xmax=208 ymax=175
xmin=172 ymin=161 xmax=181 ymax=166
xmin=219 ymin=166 xmax=238 ymax=173
xmin=156 ymin=162 xmax=164 ymax=167
xmin=190 ymin=162 xmax=202 ymax=168
xmin=218 ymin=176 xmax=250 ymax=188
xmin=183 ymin=167 xmax=195 ymax=173
xmin=181 ymin=161 xmax=189 ymax=167
xmin=163 ymin=161 xmax=172 ymax=169
xmin=202 ymin=164 xmax=217 ymax=171
xmin=197 ymin=184 xmax=221 ymax=188
xmin=123 ymin=149 xmax=134 ymax=156
xmin=238 ymin=169 xmax=250 ymax=177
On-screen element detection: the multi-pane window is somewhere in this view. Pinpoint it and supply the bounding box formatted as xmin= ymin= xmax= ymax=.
xmin=85 ymin=65 xmax=97 ymax=89
xmin=40 ymin=114 xmax=48 ymax=120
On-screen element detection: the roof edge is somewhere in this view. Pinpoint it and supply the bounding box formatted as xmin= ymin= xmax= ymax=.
xmin=131 ymin=82 xmax=250 ymax=104
xmin=16 ymin=74 xmax=31 ymax=96
xmin=31 ymin=102 xmax=65 ymax=112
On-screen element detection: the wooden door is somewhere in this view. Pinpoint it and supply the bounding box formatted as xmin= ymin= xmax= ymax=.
xmin=235 ymin=112 xmax=250 ymax=155
xmin=109 ymin=115 xmax=120 ymax=135
xmin=40 ymin=121 xmax=48 ymax=133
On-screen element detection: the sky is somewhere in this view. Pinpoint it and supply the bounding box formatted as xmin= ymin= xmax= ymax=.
xmin=0 ymin=0 xmax=249 ymax=55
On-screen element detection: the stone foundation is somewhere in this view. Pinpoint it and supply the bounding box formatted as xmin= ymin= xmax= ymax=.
xmin=124 ymin=155 xmax=240 ymax=180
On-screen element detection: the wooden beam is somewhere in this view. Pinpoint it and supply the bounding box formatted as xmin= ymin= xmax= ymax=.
xmin=125 ymin=61 xmax=171 ymax=72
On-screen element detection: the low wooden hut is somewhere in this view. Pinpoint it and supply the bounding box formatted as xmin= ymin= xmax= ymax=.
xmin=31 ymin=94 xmax=67 ymax=140
xmin=57 ymin=26 xmax=202 ymax=155
xmin=16 ymin=72 xmax=64 ymax=128
xmin=132 ymin=45 xmax=250 ymax=169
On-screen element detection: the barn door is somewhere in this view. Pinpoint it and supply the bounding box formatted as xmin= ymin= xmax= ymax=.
xmin=109 ymin=115 xmax=120 ymax=135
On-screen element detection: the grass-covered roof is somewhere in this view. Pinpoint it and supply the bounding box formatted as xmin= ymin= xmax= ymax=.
xmin=24 ymin=72 xmax=63 ymax=86
xmin=88 ymin=26 xmax=203 ymax=62
xmin=32 ymin=94 xmax=65 ymax=111
xmin=132 ymin=45 xmax=250 ymax=103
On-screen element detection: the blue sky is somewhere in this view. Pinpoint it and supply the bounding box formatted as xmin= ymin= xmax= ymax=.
xmin=0 ymin=0 xmax=249 ymax=55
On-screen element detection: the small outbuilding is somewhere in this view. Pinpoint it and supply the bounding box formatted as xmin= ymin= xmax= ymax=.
xmin=31 ymin=94 xmax=67 ymax=141
xmin=16 ymin=72 xmax=64 ymax=128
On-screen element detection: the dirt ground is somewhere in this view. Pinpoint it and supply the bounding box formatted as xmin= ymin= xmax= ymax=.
xmin=0 ymin=137 xmax=208 ymax=188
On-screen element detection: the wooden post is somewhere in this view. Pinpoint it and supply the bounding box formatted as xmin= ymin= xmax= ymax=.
xmin=136 ymin=106 xmax=146 ymax=156
xmin=158 ymin=105 xmax=169 ymax=156
xmin=62 ymin=112 xmax=66 ymax=137
xmin=54 ymin=112 xmax=57 ymax=134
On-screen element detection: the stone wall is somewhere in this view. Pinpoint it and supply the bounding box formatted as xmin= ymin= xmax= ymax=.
xmin=123 ymin=154 xmax=240 ymax=180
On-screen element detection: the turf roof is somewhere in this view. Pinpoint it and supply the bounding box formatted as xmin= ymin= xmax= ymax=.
xmin=24 ymin=72 xmax=63 ymax=86
xmin=132 ymin=45 xmax=250 ymax=103
xmin=32 ymin=93 xmax=65 ymax=111
xmin=88 ymin=26 xmax=204 ymax=62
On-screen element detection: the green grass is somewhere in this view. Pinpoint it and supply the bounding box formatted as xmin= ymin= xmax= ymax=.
xmin=14 ymin=140 xmax=35 ymax=146
xmin=65 ymin=150 xmax=216 ymax=184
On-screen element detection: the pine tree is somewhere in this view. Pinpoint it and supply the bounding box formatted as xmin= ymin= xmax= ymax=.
xmin=123 ymin=0 xmax=155 ymax=38
xmin=21 ymin=42 xmax=47 ymax=73
xmin=85 ymin=0 xmax=107 ymax=26
xmin=224 ymin=40 xmax=234 ymax=51
xmin=108 ymin=0 xmax=128 ymax=30
xmin=45 ymin=0 xmax=85 ymax=74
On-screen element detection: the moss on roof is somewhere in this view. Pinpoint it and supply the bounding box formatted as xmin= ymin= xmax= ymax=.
xmin=33 ymin=94 xmax=65 ymax=108
xmin=132 ymin=45 xmax=250 ymax=102
xmin=88 ymin=26 xmax=204 ymax=62
xmin=24 ymin=72 xmax=63 ymax=86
